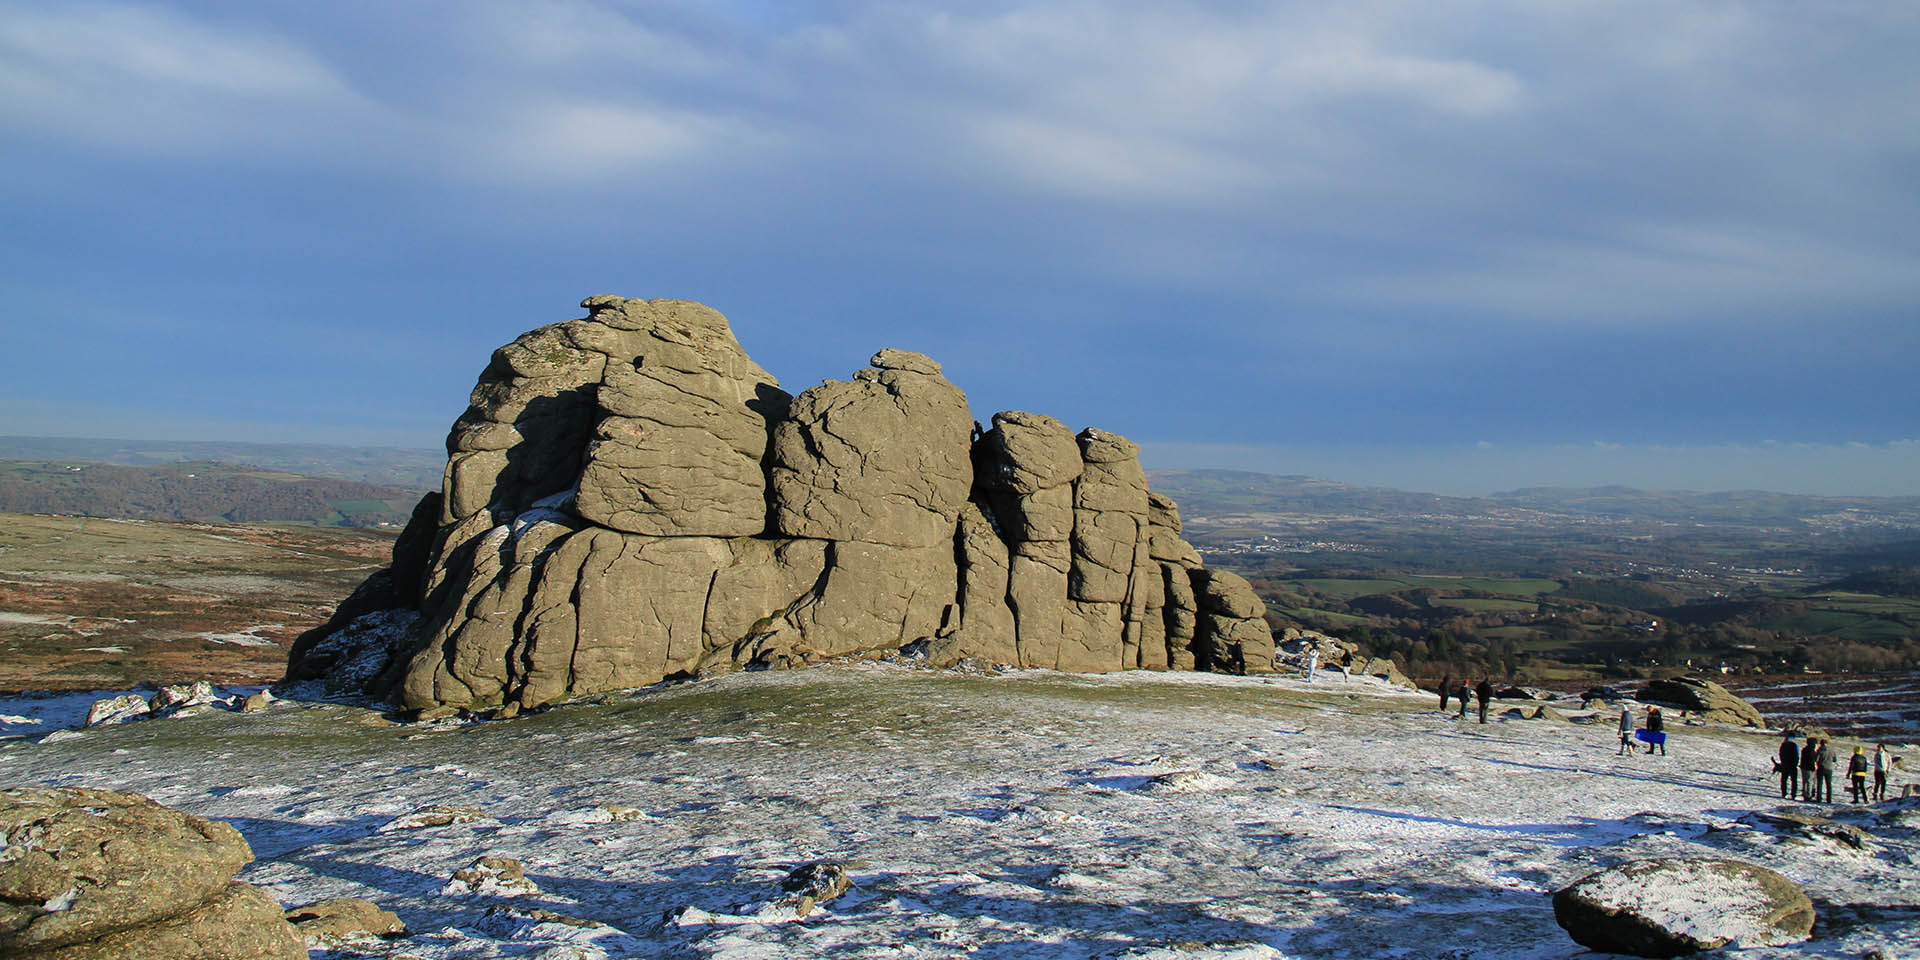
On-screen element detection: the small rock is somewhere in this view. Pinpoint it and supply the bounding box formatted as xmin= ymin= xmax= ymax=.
xmin=379 ymin=804 xmax=488 ymax=831
xmin=83 ymin=695 xmax=149 ymax=727
xmin=770 ymin=861 xmax=854 ymax=918
xmin=241 ymin=691 xmax=272 ymax=713
xmin=284 ymin=897 xmax=406 ymax=944
xmin=149 ymin=681 xmax=218 ymax=713
xmin=444 ymin=856 xmax=540 ymax=897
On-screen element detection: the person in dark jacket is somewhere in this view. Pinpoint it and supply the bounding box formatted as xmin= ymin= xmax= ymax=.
xmin=1816 ymin=739 xmax=1836 ymax=803
xmin=1456 ymin=680 xmax=1470 ymax=719
xmin=1848 ymin=747 xmax=1870 ymax=803
xmin=1801 ymin=738 xmax=1820 ymax=800
xmin=1644 ymin=705 xmax=1666 ymax=755
xmin=1777 ymin=735 xmax=1800 ymax=799
xmin=1439 ymin=674 xmax=1453 ymax=714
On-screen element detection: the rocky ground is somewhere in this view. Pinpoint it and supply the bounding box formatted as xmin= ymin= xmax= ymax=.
xmin=2 ymin=664 xmax=1916 ymax=959
xmin=1720 ymin=673 xmax=1920 ymax=743
xmin=0 ymin=513 xmax=393 ymax=690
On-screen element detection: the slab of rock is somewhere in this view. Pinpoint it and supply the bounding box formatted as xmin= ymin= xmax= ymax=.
xmin=769 ymin=350 xmax=973 ymax=548
xmin=0 ymin=787 xmax=256 ymax=954
xmin=1552 ymin=857 xmax=1814 ymax=957
xmin=286 ymin=897 xmax=407 ymax=943
xmin=777 ymin=861 xmax=853 ymax=918
xmin=1638 ymin=676 xmax=1766 ymax=727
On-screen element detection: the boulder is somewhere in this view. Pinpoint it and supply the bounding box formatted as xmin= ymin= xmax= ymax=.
xmin=0 ymin=788 xmax=299 ymax=960
xmin=1638 ymin=676 xmax=1767 ymax=727
xmin=1552 ymin=857 xmax=1814 ymax=957
xmin=1189 ymin=568 xmax=1271 ymax=673
xmin=769 ymin=350 xmax=973 ymax=548
xmin=82 ymin=694 xmax=148 ymax=727
xmin=148 ymin=681 xmax=218 ymax=713
xmin=285 ymin=897 xmax=407 ymax=944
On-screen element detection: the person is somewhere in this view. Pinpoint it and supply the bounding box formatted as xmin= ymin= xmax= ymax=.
xmin=1644 ymin=706 xmax=1666 ymax=755
xmin=1777 ymin=734 xmax=1800 ymax=799
xmin=1800 ymin=737 xmax=1820 ymax=801
xmin=1457 ymin=680 xmax=1470 ymax=719
xmin=1439 ymin=674 xmax=1453 ymax=714
xmin=1618 ymin=705 xmax=1635 ymax=756
xmin=1306 ymin=649 xmax=1319 ymax=683
xmin=1874 ymin=744 xmax=1892 ymax=802
xmin=1815 ymin=738 xmax=1836 ymax=803
xmin=1848 ymin=746 xmax=1870 ymax=803
xmin=1475 ymin=679 xmax=1493 ymax=724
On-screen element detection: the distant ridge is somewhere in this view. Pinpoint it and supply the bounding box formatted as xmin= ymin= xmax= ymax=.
xmin=0 ymin=436 xmax=442 ymax=490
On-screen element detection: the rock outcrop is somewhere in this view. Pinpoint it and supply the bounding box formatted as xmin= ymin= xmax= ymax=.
xmin=0 ymin=787 xmax=304 ymax=960
xmin=287 ymin=296 xmax=1271 ymax=711
xmin=1637 ymin=676 xmax=1767 ymax=728
xmin=1551 ymin=857 xmax=1814 ymax=957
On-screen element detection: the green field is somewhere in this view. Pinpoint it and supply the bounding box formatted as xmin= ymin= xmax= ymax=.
xmin=329 ymin=498 xmax=408 ymax=516
xmin=1287 ymin=576 xmax=1562 ymax=600
xmin=1434 ymin=597 xmax=1540 ymax=613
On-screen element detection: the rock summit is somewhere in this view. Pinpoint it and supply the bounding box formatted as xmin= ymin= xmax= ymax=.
xmin=287 ymin=297 xmax=1271 ymax=711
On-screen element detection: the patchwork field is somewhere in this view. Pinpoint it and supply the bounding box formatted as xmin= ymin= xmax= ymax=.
xmin=0 ymin=512 xmax=393 ymax=691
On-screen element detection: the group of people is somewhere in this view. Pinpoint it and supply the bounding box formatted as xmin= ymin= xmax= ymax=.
xmin=1615 ymin=704 xmax=1668 ymax=755
xmin=1436 ymin=675 xmax=1496 ymax=724
xmin=1777 ymin=735 xmax=1893 ymax=804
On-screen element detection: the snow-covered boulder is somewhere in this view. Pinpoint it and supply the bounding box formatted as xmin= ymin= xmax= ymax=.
xmin=148 ymin=680 xmax=219 ymax=713
xmin=82 ymin=694 xmax=148 ymax=727
xmin=1551 ymin=857 xmax=1814 ymax=957
xmin=444 ymin=857 xmax=540 ymax=897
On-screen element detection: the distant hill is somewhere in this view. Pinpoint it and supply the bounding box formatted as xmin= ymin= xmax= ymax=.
xmin=1819 ymin=566 xmax=1920 ymax=599
xmin=1149 ymin=468 xmax=1920 ymax=527
xmin=0 ymin=460 xmax=422 ymax=527
xmin=0 ymin=436 xmax=443 ymax=490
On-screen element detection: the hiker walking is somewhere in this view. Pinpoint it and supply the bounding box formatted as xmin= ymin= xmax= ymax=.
xmin=1777 ymin=734 xmax=1800 ymax=799
xmin=1617 ymin=705 xmax=1635 ymax=756
xmin=1644 ymin=706 xmax=1666 ymax=755
xmin=1800 ymin=737 xmax=1820 ymax=800
xmin=1874 ymin=744 xmax=1892 ymax=802
xmin=1475 ymin=679 xmax=1493 ymax=724
xmin=1456 ymin=679 xmax=1470 ymax=719
xmin=1848 ymin=746 xmax=1870 ymax=803
xmin=1815 ymin=739 xmax=1836 ymax=803
xmin=1439 ymin=674 xmax=1453 ymax=713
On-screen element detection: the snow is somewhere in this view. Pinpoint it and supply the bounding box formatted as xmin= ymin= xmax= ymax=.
xmin=1 ymin=664 xmax=1916 ymax=959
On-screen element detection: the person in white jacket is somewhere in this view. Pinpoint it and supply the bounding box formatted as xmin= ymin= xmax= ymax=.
xmin=1874 ymin=744 xmax=1892 ymax=802
xmin=1617 ymin=705 xmax=1634 ymax=756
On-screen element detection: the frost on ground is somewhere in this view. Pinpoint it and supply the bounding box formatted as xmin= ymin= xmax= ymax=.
xmin=2 ymin=665 xmax=1917 ymax=960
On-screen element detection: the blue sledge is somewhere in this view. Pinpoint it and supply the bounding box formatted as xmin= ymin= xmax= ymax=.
xmin=1635 ymin=730 xmax=1667 ymax=746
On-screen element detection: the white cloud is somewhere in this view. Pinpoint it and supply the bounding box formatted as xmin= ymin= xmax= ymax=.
xmin=0 ymin=3 xmax=361 ymax=150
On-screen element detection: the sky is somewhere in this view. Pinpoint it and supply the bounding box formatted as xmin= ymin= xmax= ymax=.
xmin=2 ymin=1 xmax=1917 ymax=496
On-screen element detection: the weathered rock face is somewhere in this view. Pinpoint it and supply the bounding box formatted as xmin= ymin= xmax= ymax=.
xmin=1551 ymin=857 xmax=1814 ymax=957
xmin=1638 ymin=676 xmax=1767 ymax=728
xmin=0 ymin=787 xmax=303 ymax=960
xmin=286 ymin=296 xmax=1272 ymax=711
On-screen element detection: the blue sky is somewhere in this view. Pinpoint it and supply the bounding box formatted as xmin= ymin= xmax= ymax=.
xmin=2 ymin=1 xmax=1917 ymax=495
